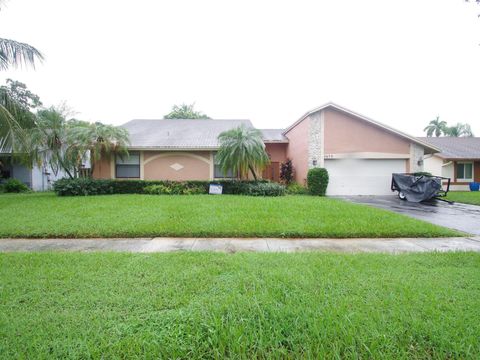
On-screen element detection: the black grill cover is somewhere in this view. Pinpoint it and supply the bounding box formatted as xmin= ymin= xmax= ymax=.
xmin=392 ymin=174 xmax=442 ymax=202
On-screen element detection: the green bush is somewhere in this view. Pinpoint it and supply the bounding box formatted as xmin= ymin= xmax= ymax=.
xmin=307 ymin=168 xmax=329 ymax=196
xmin=144 ymin=183 xmax=205 ymax=195
xmin=245 ymin=182 xmax=285 ymax=196
xmin=413 ymin=171 xmax=433 ymax=177
xmin=286 ymin=182 xmax=308 ymax=195
xmin=53 ymin=178 xmax=276 ymax=196
xmin=3 ymin=179 xmax=30 ymax=193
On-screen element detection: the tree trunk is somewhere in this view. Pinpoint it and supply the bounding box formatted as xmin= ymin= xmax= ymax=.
xmin=248 ymin=164 xmax=258 ymax=181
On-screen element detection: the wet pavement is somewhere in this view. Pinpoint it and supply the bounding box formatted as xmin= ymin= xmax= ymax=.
xmin=1 ymin=236 xmax=479 ymax=253
xmin=342 ymin=196 xmax=480 ymax=235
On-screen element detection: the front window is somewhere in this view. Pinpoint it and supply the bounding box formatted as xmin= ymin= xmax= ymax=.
xmin=456 ymin=162 xmax=473 ymax=182
xmin=116 ymin=152 xmax=140 ymax=178
xmin=214 ymin=153 xmax=234 ymax=179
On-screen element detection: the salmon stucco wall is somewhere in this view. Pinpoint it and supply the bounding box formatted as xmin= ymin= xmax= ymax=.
xmin=285 ymin=117 xmax=310 ymax=185
xmin=323 ymin=109 xmax=411 ymax=155
xmin=143 ymin=151 xmax=211 ymax=181
xmin=265 ymin=143 xmax=288 ymax=163
xmin=92 ymin=157 xmax=112 ymax=179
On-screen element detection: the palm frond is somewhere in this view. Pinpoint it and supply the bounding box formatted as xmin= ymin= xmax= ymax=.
xmin=0 ymin=38 xmax=44 ymax=70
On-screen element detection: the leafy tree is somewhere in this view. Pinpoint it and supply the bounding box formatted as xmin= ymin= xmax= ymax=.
xmin=445 ymin=123 xmax=474 ymax=137
xmin=0 ymin=79 xmax=42 ymax=110
xmin=424 ymin=116 xmax=447 ymax=137
xmin=164 ymin=103 xmax=210 ymax=119
xmin=216 ymin=124 xmax=269 ymax=180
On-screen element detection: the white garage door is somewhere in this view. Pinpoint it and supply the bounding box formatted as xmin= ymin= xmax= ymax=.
xmin=324 ymin=159 xmax=406 ymax=195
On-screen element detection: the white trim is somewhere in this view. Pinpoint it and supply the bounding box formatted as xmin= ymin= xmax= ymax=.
xmin=143 ymin=152 xmax=211 ymax=166
xmin=139 ymin=151 xmax=144 ymax=180
xmin=456 ymin=161 xmax=474 ymax=182
xmin=209 ymin=152 xmax=214 ymax=180
xmin=283 ymin=102 xmax=440 ymax=153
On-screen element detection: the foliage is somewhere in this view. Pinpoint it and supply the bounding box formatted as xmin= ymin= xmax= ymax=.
xmin=3 ymin=178 xmax=29 ymax=193
xmin=0 ymin=79 xmax=42 ymax=110
xmin=445 ymin=123 xmax=474 ymax=137
xmin=424 ymin=116 xmax=474 ymax=137
xmin=245 ymin=182 xmax=285 ymax=196
xmin=0 ymin=79 xmax=40 ymax=154
xmin=286 ymin=182 xmax=308 ymax=195
xmin=0 ymin=38 xmax=43 ymax=71
xmin=164 ymin=103 xmax=210 ymax=119
xmin=27 ymin=106 xmax=129 ymax=179
xmin=307 ymin=168 xmax=329 ymax=196
xmin=413 ymin=171 xmax=433 ymax=177
xmin=144 ymin=183 xmax=205 ymax=195
xmin=53 ymin=178 xmax=271 ymax=196
xmin=217 ymin=124 xmax=270 ymax=180
xmin=423 ymin=116 xmax=447 ymax=137
xmin=0 ymin=193 xmax=461 ymax=238
xmin=280 ymin=159 xmax=294 ymax=184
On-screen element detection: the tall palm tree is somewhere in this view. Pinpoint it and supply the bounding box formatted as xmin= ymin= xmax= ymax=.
xmin=445 ymin=123 xmax=474 ymax=137
xmin=0 ymin=2 xmax=44 ymax=153
xmin=216 ymin=124 xmax=269 ymax=180
xmin=423 ymin=116 xmax=447 ymax=137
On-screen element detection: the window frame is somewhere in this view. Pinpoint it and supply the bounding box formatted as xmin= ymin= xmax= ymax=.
xmin=115 ymin=152 xmax=140 ymax=179
xmin=213 ymin=152 xmax=235 ymax=179
xmin=456 ymin=161 xmax=474 ymax=182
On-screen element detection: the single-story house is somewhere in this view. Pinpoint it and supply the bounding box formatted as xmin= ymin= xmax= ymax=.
xmin=93 ymin=102 xmax=439 ymax=195
xmin=420 ymin=137 xmax=480 ymax=191
xmin=0 ymin=152 xmax=65 ymax=191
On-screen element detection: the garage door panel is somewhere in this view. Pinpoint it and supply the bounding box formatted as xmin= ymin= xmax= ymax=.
xmin=325 ymin=159 xmax=406 ymax=195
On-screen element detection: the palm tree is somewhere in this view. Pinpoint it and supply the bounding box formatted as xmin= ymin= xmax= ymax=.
xmin=445 ymin=123 xmax=474 ymax=137
xmin=0 ymin=2 xmax=44 ymax=153
xmin=67 ymin=121 xmax=130 ymax=175
xmin=216 ymin=124 xmax=269 ymax=180
xmin=423 ymin=116 xmax=447 ymax=137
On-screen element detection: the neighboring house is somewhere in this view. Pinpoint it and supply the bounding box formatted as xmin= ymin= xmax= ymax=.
xmin=0 ymin=151 xmax=65 ymax=191
xmin=92 ymin=102 xmax=439 ymax=195
xmin=420 ymin=137 xmax=480 ymax=191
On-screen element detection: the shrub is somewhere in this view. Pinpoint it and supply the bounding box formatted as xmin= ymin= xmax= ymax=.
xmin=53 ymin=178 xmax=114 ymax=196
xmin=280 ymin=159 xmax=294 ymax=184
xmin=413 ymin=171 xmax=432 ymax=177
xmin=53 ymin=178 xmax=274 ymax=196
xmin=307 ymin=168 xmax=329 ymax=196
xmin=3 ymin=179 xmax=30 ymax=193
xmin=245 ymin=182 xmax=285 ymax=196
xmin=286 ymin=182 xmax=308 ymax=195
xmin=144 ymin=183 xmax=205 ymax=195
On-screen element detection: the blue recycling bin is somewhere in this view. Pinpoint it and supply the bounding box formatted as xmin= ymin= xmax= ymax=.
xmin=469 ymin=182 xmax=480 ymax=191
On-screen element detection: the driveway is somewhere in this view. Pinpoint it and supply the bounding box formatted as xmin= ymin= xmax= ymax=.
xmin=342 ymin=196 xmax=480 ymax=235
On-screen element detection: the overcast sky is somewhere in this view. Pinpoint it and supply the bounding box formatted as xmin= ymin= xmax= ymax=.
xmin=1 ymin=0 xmax=480 ymax=136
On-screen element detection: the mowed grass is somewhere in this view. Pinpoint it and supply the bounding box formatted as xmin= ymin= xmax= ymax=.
xmin=1 ymin=252 xmax=479 ymax=358
xmin=447 ymin=191 xmax=480 ymax=206
xmin=0 ymin=193 xmax=461 ymax=238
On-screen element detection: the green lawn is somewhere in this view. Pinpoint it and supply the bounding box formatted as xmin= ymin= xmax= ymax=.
xmin=1 ymin=252 xmax=479 ymax=358
xmin=446 ymin=191 xmax=480 ymax=206
xmin=0 ymin=193 xmax=461 ymax=238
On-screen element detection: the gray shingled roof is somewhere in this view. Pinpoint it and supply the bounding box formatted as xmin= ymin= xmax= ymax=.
xmin=121 ymin=119 xmax=253 ymax=149
xmin=418 ymin=137 xmax=480 ymax=159
xmin=260 ymin=129 xmax=288 ymax=142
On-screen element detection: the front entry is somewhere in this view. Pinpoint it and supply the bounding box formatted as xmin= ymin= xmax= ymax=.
xmin=262 ymin=162 xmax=280 ymax=182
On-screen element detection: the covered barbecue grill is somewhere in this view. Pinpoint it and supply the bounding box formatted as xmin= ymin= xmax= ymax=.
xmin=391 ymin=173 xmax=451 ymax=203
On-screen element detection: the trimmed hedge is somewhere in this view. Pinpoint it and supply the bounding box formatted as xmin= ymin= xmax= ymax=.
xmin=53 ymin=178 xmax=285 ymax=197
xmin=307 ymin=168 xmax=329 ymax=196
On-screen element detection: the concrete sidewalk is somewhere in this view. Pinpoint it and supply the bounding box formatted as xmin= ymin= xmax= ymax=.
xmin=1 ymin=237 xmax=480 ymax=253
